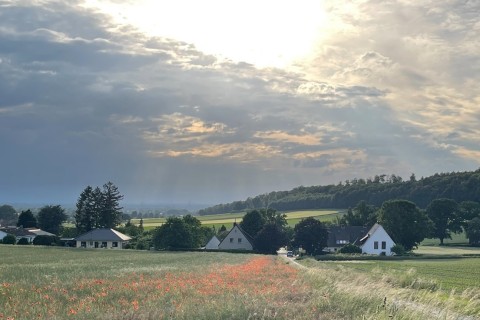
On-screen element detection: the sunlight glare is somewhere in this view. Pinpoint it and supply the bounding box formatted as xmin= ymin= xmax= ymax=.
xmin=84 ymin=0 xmax=327 ymax=68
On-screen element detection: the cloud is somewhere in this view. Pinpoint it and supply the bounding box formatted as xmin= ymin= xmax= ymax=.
xmin=0 ymin=0 xmax=478 ymax=205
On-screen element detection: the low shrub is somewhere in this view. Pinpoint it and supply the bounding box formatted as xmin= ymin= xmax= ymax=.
xmin=17 ymin=237 xmax=30 ymax=245
xmin=33 ymin=235 xmax=59 ymax=246
xmin=391 ymin=244 xmax=407 ymax=256
xmin=338 ymin=244 xmax=362 ymax=254
xmin=2 ymin=234 xmax=16 ymax=245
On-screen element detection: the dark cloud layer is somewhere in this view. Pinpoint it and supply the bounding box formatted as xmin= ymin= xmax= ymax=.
xmin=0 ymin=1 xmax=478 ymax=206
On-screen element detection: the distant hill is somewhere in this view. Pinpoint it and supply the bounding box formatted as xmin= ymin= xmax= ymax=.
xmin=198 ymin=169 xmax=480 ymax=215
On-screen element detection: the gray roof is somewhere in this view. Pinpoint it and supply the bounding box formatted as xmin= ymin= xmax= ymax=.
xmin=326 ymin=225 xmax=369 ymax=248
xmin=359 ymin=223 xmax=382 ymax=244
xmin=75 ymin=228 xmax=131 ymax=241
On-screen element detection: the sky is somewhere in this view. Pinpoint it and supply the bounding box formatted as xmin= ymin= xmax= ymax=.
xmin=1 ymin=0 xmax=479 ymax=207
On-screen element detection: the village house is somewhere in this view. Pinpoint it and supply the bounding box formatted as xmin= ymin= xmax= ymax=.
xmin=204 ymin=235 xmax=220 ymax=250
xmin=325 ymin=223 xmax=395 ymax=256
xmin=0 ymin=227 xmax=37 ymax=243
xmin=217 ymin=223 xmax=254 ymax=251
xmin=359 ymin=223 xmax=395 ymax=256
xmin=75 ymin=228 xmax=131 ymax=249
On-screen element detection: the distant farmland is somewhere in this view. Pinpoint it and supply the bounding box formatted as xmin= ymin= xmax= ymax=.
xmin=131 ymin=209 xmax=345 ymax=230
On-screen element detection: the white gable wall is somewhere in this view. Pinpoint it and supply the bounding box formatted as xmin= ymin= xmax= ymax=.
xmin=0 ymin=230 xmax=7 ymax=240
xmin=205 ymin=236 xmax=220 ymax=250
xmin=218 ymin=225 xmax=253 ymax=250
xmin=361 ymin=225 xmax=395 ymax=256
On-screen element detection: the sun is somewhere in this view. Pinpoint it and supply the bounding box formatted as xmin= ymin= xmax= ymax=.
xmin=83 ymin=0 xmax=327 ymax=68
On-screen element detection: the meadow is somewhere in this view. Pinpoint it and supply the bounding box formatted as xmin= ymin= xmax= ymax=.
xmin=1 ymin=246 xmax=479 ymax=319
xmin=132 ymin=209 xmax=343 ymax=230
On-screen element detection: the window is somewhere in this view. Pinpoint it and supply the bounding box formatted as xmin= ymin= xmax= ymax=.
xmin=238 ymin=238 xmax=242 ymax=243
xmin=89 ymin=241 xmax=93 ymax=246
xmin=81 ymin=241 xmax=86 ymax=248
xmin=230 ymin=238 xmax=234 ymax=243
xmin=381 ymin=241 xmax=386 ymax=250
xmin=102 ymin=242 xmax=107 ymax=248
xmin=112 ymin=242 xmax=118 ymax=248
xmin=336 ymin=240 xmax=348 ymax=244
xmin=374 ymin=241 xmax=378 ymax=249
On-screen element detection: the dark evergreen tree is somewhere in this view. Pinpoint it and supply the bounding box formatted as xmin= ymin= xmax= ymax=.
xmin=37 ymin=205 xmax=67 ymax=235
xmin=17 ymin=209 xmax=37 ymax=228
xmin=97 ymin=182 xmax=124 ymax=228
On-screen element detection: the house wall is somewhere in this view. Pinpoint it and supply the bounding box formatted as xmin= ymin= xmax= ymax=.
xmin=205 ymin=237 xmax=220 ymax=250
xmin=361 ymin=226 xmax=395 ymax=256
xmin=0 ymin=231 xmax=7 ymax=240
xmin=76 ymin=240 xmax=126 ymax=249
xmin=218 ymin=226 xmax=253 ymax=251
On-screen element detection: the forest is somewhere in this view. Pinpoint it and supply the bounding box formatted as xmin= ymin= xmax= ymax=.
xmin=198 ymin=169 xmax=480 ymax=215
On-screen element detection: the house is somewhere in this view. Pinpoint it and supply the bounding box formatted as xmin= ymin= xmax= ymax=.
xmin=217 ymin=223 xmax=254 ymax=251
xmin=204 ymin=235 xmax=220 ymax=250
xmin=75 ymin=228 xmax=131 ymax=249
xmin=359 ymin=223 xmax=395 ymax=256
xmin=0 ymin=227 xmax=37 ymax=243
xmin=324 ymin=226 xmax=369 ymax=253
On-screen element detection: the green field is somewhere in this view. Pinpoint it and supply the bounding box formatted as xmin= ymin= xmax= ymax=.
xmin=132 ymin=209 xmax=343 ymax=230
xmin=333 ymin=258 xmax=480 ymax=291
xmin=1 ymin=246 xmax=479 ymax=319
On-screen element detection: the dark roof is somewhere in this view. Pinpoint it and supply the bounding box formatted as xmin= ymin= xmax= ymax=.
xmin=326 ymin=226 xmax=369 ymax=248
xmin=75 ymin=229 xmax=131 ymax=241
xmin=359 ymin=223 xmax=382 ymax=244
xmin=0 ymin=227 xmax=36 ymax=237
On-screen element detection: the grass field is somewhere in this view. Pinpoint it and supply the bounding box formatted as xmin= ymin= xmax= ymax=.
xmin=1 ymin=246 xmax=479 ymax=319
xmin=132 ymin=209 xmax=343 ymax=230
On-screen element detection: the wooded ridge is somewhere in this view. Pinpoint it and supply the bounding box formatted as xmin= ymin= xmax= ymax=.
xmin=198 ymin=169 xmax=480 ymax=215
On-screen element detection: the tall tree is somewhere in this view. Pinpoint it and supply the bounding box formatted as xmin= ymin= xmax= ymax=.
xmin=153 ymin=216 xmax=200 ymax=249
xmin=75 ymin=186 xmax=98 ymax=233
xmin=292 ymin=217 xmax=328 ymax=255
xmin=75 ymin=182 xmax=124 ymax=232
xmin=426 ymin=198 xmax=461 ymax=245
xmin=37 ymin=205 xmax=67 ymax=235
xmin=378 ymin=200 xmax=431 ymax=251
xmin=97 ymin=182 xmax=124 ymax=228
xmin=0 ymin=204 xmax=17 ymax=226
xmin=17 ymin=209 xmax=37 ymax=228
xmin=341 ymin=201 xmax=377 ymax=227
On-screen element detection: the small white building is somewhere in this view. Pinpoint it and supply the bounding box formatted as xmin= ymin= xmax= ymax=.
xmin=205 ymin=235 xmax=220 ymax=250
xmin=75 ymin=228 xmax=131 ymax=249
xmin=359 ymin=223 xmax=395 ymax=256
xmin=218 ymin=223 xmax=254 ymax=251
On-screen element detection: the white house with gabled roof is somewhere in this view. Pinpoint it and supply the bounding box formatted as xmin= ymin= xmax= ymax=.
xmin=359 ymin=223 xmax=395 ymax=256
xmin=75 ymin=228 xmax=131 ymax=249
xmin=218 ymin=223 xmax=254 ymax=251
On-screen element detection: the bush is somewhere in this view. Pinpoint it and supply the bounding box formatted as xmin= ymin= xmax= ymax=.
xmin=338 ymin=244 xmax=362 ymax=254
xmin=2 ymin=234 xmax=16 ymax=244
xmin=33 ymin=235 xmax=59 ymax=246
xmin=17 ymin=237 xmax=30 ymax=245
xmin=391 ymin=244 xmax=406 ymax=256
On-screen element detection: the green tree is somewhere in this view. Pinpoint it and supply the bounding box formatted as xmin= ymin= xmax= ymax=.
xmin=263 ymin=208 xmax=287 ymax=228
xmin=254 ymin=223 xmax=288 ymax=254
xmin=17 ymin=209 xmax=37 ymax=228
xmin=240 ymin=210 xmax=266 ymax=238
xmin=0 ymin=204 xmax=17 ymax=226
xmin=75 ymin=182 xmax=124 ymax=232
xmin=37 ymin=205 xmax=67 ymax=235
xmin=2 ymin=234 xmax=16 ymax=244
xmin=152 ymin=216 xmax=203 ymax=250
xmin=340 ymin=201 xmax=377 ymax=227
xmin=458 ymin=201 xmax=480 ymax=222
xmin=17 ymin=237 xmax=30 ymax=245
xmin=465 ymin=217 xmax=480 ymax=246
xmin=426 ymin=198 xmax=461 ymax=245
xmin=33 ymin=235 xmax=58 ymax=246
xmin=75 ymin=186 xmax=98 ymax=233
xmin=378 ymin=200 xmax=430 ymax=251
xmin=292 ymin=217 xmax=328 ymax=255
xmin=97 ymin=182 xmax=124 ymax=228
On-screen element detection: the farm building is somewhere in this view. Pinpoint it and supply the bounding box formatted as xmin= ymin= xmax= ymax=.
xmin=359 ymin=223 xmax=395 ymax=256
xmin=75 ymin=228 xmax=131 ymax=249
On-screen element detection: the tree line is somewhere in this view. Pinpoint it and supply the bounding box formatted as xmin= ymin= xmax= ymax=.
xmin=198 ymin=169 xmax=480 ymax=215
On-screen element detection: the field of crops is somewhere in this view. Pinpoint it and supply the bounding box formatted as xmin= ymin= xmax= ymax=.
xmin=333 ymin=258 xmax=480 ymax=291
xmin=132 ymin=209 xmax=343 ymax=230
xmin=1 ymin=246 xmax=479 ymax=319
